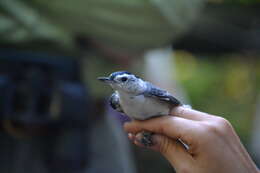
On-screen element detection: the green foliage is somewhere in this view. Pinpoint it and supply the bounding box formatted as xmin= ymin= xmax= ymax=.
xmin=174 ymin=52 xmax=259 ymax=142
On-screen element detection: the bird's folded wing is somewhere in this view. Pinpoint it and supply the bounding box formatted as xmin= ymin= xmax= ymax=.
xmin=143 ymin=82 xmax=181 ymax=106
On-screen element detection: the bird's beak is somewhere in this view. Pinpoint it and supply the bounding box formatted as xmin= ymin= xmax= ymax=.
xmin=97 ymin=77 xmax=113 ymax=83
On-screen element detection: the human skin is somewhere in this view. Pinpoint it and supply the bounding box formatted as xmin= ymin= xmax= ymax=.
xmin=124 ymin=106 xmax=260 ymax=173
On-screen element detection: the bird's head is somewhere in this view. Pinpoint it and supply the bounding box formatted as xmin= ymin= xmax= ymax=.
xmin=98 ymin=71 xmax=146 ymax=94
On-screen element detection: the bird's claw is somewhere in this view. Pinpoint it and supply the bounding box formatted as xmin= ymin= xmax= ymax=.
xmin=138 ymin=131 xmax=154 ymax=147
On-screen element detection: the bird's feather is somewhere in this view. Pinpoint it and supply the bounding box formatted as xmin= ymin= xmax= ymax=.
xmin=143 ymin=82 xmax=181 ymax=107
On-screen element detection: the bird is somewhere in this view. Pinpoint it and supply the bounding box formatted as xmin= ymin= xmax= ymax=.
xmin=98 ymin=71 xmax=182 ymax=146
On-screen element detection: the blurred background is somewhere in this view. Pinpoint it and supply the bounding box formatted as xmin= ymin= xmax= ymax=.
xmin=0 ymin=0 xmax=260 ymax=173
xmin=172 ymin=0 xmax=260 ymax=167
xmin=142 ymin=0 xmax=260 ymax=172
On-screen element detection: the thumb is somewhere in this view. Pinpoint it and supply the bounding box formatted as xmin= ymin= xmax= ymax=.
xmin=135 ymin=133 xmax=193 ymax=169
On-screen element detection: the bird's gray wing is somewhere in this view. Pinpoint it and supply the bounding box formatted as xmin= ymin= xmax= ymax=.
xmin=109 ymin=92 xmax=125 ymax=113
xmin=143 ymin=82 xmax=181 ymax=107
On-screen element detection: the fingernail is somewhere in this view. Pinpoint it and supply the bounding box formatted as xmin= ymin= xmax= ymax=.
xmin=128 ymin=133 xmax=135 ymax=141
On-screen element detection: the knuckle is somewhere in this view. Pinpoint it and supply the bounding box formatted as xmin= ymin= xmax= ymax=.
xmin=203 ymin=123 xmax=218 ymax=134
xmin=214 ymin=117 xmax=232 ymax=132
xmin=177 ymin=166 xmax=191 ymax=173
xmin=203 ymin=117 xmax=232 ymax=136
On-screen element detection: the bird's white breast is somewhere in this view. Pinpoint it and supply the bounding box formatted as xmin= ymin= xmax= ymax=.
xmin=119 ymin=93 xmax=170 ymax=120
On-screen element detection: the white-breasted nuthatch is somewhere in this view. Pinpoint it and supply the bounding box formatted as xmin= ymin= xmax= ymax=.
xmin=98 ymin=71 xmax=182 ymax=146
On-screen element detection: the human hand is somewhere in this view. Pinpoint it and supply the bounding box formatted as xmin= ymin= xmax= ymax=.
xmin=124 ymin=107 xmax=259 ymax=173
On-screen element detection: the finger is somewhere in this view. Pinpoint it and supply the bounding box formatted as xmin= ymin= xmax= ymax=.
xmin=134 ymin=133 xmax=193 ymax=168
xmin=171 ymin=106 xmax=214 ymax=121
xmin=124 ymin=116 xmax=200 ymax=144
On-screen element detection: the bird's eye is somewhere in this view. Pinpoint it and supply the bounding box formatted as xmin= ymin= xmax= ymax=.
xmin=121 ymin=77 xmax=128 ymax=82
